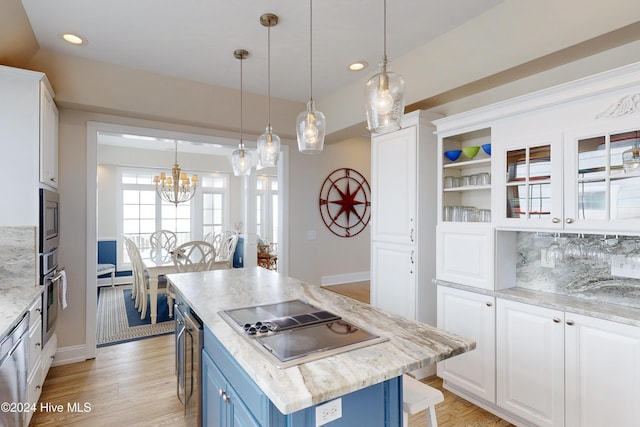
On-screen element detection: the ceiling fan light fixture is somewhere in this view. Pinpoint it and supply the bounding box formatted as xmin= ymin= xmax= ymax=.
xmin=365 ymin=0 xmax=405 ymax=135
xmin=296 ymin=0 xmax=326 ymax=154
xmin=231 ymin=49 xmax=253 ymax=176
xmin=257 ymin=13 xmax=281 ymax=168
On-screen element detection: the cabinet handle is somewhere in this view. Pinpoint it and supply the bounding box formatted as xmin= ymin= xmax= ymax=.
xmin=566 ymin=320 xmax=575 ymax=326
xmin=36 ymin=342 xmax=41 ymax=347
xmin=409 ymin=228 xmax=414 ymax=243
xmin=219 ymin=389 xmax=224 ymax=397
xmin=552 ymin=317 xmax=561 ymax=323
xmin=410 ymin=250 xmax=414 ymax=264
xmin=36 ymin=308 xmax=41 ymax=313
xmin=221 ymin=391 xmax=230 ymax=403
xmin=552 ymin=217 xmax=560 ymax=223
xmin=565 ymin=218 xmax=574 ymax=224
xmin=486 ymin=302 xmax=493 ymax=307
xmin=36 ymin=385 xmax=41 ymax=390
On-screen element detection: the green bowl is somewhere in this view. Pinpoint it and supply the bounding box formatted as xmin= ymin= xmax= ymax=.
xmin=462 ymin=146 xmax=480 ymax=159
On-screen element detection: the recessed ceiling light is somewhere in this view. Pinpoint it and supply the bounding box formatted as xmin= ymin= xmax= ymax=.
xmin=348 ymin=61 xmax=368 ymax=71
xmin=62 ymin=33 xmax=85 ymax=45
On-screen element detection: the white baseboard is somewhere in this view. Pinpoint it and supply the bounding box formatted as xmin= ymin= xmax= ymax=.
xmin=52 ymin=344 xmax=90 ymax=366
xmin=320 ymin=271 xmax=370 ymax=286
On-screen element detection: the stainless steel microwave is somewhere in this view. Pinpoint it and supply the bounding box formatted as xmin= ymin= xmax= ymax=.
xmin=39 ymin=188 xmax=59 ymax=254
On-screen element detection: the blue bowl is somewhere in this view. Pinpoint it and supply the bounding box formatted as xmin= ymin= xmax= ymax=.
xmin=481 ymin=143 xmax=491 ymax=156
xmin=444 ymin=150 xmax=462 ymax=162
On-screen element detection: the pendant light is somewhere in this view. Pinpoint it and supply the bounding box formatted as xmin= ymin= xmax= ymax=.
xmin=257 ymin=13 xmax=281 ymax=168
xmin=296 ymin=0 xmax=326 ymax=154
xmin=232 ymin=49 xmax=252 ymax=176
xmin=365 ymin=0 xmax=405 ymax=134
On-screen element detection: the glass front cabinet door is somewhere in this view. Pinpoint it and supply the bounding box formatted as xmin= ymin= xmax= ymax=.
xmin=495 ymin=132 xmax=563 ymax=229
xmin=565 ymin=118 xmax=640 ymax=233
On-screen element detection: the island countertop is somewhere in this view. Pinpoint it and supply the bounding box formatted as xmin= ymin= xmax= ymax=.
xmin=167 ymin=267 xmax=475 ymax=415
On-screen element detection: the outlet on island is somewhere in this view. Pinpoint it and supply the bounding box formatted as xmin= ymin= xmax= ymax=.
xmin=315 ymin=398 xmax=342 ymax=426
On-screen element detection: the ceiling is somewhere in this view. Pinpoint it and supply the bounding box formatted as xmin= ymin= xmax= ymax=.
xmin=21 ymin=0 xmax=503 ymax=104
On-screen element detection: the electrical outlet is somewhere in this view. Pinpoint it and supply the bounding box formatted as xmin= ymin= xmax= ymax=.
xmin=540 ymin=249 xmax=555 ymax=268
xmin=315 ymin=398 xmax=342 ymax=426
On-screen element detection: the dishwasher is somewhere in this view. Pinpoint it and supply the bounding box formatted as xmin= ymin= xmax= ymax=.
xmin=0 ymin=312 xmax=29 ymax=427
xmin=175 ymin=303 xmax=203 ymax=427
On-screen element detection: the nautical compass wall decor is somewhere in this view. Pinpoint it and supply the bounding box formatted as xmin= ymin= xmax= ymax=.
xmin=319 ymin=168 xmax=371 ymax=237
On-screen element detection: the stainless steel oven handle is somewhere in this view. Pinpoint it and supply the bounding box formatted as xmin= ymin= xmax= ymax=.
xmin=51 ymin=269 xmax=65 ymax=283
xmin=184 ymin=324 xmax=194 ymax=407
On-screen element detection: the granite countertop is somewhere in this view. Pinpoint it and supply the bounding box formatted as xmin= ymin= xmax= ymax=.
xmin=167 ymin=267 xmax=475 ymax=415
xmin=437 ymin=280 xmax=640 ymax=328
xmin=0 ymin=286 xmax=42 ymax=338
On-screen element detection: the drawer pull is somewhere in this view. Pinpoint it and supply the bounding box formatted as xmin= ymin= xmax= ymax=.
xmin=552 ymin=317 xmax=561 ymax=323
xmin=566 ymin=320 xmax=575 ymax=326
xmin=486 ymin=302 xmax=493 ymax=307
xmin=36 ymin=342 xmax=41 ymax=347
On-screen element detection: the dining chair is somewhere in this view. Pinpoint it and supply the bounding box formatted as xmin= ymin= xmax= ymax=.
xmin=150 ymin=229 xmax=177 ymax=251
xmin=123 ymin=236 xmax=142 ymax=309
xmin=125 ymin=236 xmax=171 ymax=320
xmin=213 ymin=231 xmax=238 ymax=269
xmin=172 ymin=240 xmax=217 ymax=272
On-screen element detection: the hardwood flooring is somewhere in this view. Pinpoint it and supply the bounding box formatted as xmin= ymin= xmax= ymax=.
xmin=31 ymin=281 xmax=512 ymax=427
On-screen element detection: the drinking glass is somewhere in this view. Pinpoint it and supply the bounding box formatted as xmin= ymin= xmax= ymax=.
xmin=546 ymin=234 xmax=563 ymax=263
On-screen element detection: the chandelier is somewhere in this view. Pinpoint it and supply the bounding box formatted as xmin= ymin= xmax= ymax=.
xmin=153 ymin=141 xmax=198 ymax=205
xmin=365 ymin=0 xmax=405 ymax=134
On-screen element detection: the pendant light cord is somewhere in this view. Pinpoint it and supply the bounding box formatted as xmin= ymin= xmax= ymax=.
xmin=240 ymin=54 xmax=244 ymax=149
xmin=267 ymin=23 xmax=272 ymax=127
xmin=383 ymin=0 xmax=388 ymax=65
xmin=309 ymin=0 xmax=314 ymax=102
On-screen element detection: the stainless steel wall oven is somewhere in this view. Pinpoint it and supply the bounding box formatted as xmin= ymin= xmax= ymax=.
xmin=39 ymin=188 xmax=61 ymax=346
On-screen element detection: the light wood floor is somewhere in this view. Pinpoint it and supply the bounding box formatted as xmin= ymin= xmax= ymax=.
xmin=31 ymin=282 xmax=512 ymax=427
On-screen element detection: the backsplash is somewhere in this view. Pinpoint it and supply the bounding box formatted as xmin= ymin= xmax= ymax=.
xmin=515 ymin=232 xmax=640 ymax=309
xmin=0 ymin=226 xmax=36 ymax=288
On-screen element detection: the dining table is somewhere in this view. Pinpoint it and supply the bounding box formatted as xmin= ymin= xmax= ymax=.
xmin=139 ymin=247 xmax=176 ymax=324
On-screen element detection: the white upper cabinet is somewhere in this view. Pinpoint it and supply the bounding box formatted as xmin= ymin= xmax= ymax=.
xmin=39 ymin=81 xmax=59 ymax=189
xmin=371 ymin=125 xmax=417 ymax=244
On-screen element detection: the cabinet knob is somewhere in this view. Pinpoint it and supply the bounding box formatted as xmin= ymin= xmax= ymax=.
xmin=36 ymin=308 xmax=41 ymax=313
xmin=566 ymin=320 xmax=575 ymax=326
xmin=565 ymin=218 xmax=574 ymax=224
xmin=552 ymin=317 xmax=561 ymax=323
xmin=36 ymin=342 xmax=41 ymax=347
xmin=485 ymin=302 xmax=493 ymax=307
xmin=552 ymin=217 xmax=561 ymax=223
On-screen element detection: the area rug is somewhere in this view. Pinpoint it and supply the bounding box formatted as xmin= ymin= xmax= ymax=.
xmin=97 ymin=285 xmax=174 ymax=347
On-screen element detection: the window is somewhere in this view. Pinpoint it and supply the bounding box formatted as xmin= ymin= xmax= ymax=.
xmin=118 ymin=168 xmax=229 ymax=267
xmin=257 ymin=175 xmax=278 ymax=244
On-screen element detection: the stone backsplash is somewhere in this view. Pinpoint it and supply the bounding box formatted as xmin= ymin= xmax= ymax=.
xmin=515 ymin=232 xmax=640 ymax=309
xmin=0 ymin=226 xmax=37 ymax=288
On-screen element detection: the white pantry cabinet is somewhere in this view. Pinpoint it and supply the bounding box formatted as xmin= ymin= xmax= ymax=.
xmin=0 ymin=65 xmax=58 ymax=226
xmin=370 ymin=110 xmax=440 ymax=325
xmin=437 ymin=286 xmax=495 ymax=404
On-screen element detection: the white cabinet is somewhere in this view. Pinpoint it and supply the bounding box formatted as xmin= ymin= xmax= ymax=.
xmin=0 ymin=65 xmax=58 ymax=226
xmin=496 ymin=299 xmax=640 ymax=427
xmin=370 ymin=110 xmax=440 ymax=325
xmin=25 ymin=296 xmax=43 ymax=426
xmin=371 ymin=241 xmax=416 ymax=319
xmin=496 ymin=298 xmax=565 ymax=427
xmin=39 ymin=80 xmax=59 ymax=189
xmin=437 ymin=286 xmax=495 ymax=404
xmin=436 ymin=223 xmax=494 ymax=290
xmin=565 ymin=312 xmax=640 ymax=427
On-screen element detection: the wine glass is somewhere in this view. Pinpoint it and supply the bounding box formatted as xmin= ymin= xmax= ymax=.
xmin=546 ymin=234 xmax=563 ymax=264
xmin=563 ymin=234 xmax=585 ymax=260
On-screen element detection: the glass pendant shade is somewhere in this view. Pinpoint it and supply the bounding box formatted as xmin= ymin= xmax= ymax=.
xmin=257 ymin=125 xmax=280 ymax=167
xmin=232 ymin=147 xmax=252 ymax=176
xmin=296 ymin=100 xmax=326 ymax=154
xmin=365 ymin=60 xmax=405 ymax=134
xmin=622 ymin=140 xmax=640 ymax=173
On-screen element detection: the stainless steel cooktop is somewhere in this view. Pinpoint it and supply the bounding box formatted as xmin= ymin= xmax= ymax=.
xmin=219 ymin=300 xmax=388 ymax=368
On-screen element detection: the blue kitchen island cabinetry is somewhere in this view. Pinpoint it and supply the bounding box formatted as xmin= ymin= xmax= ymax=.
xmin=167 ymin=267 xmax=474 ymax=427
xmin=203 ymin=326 xmax=401 ymax=427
